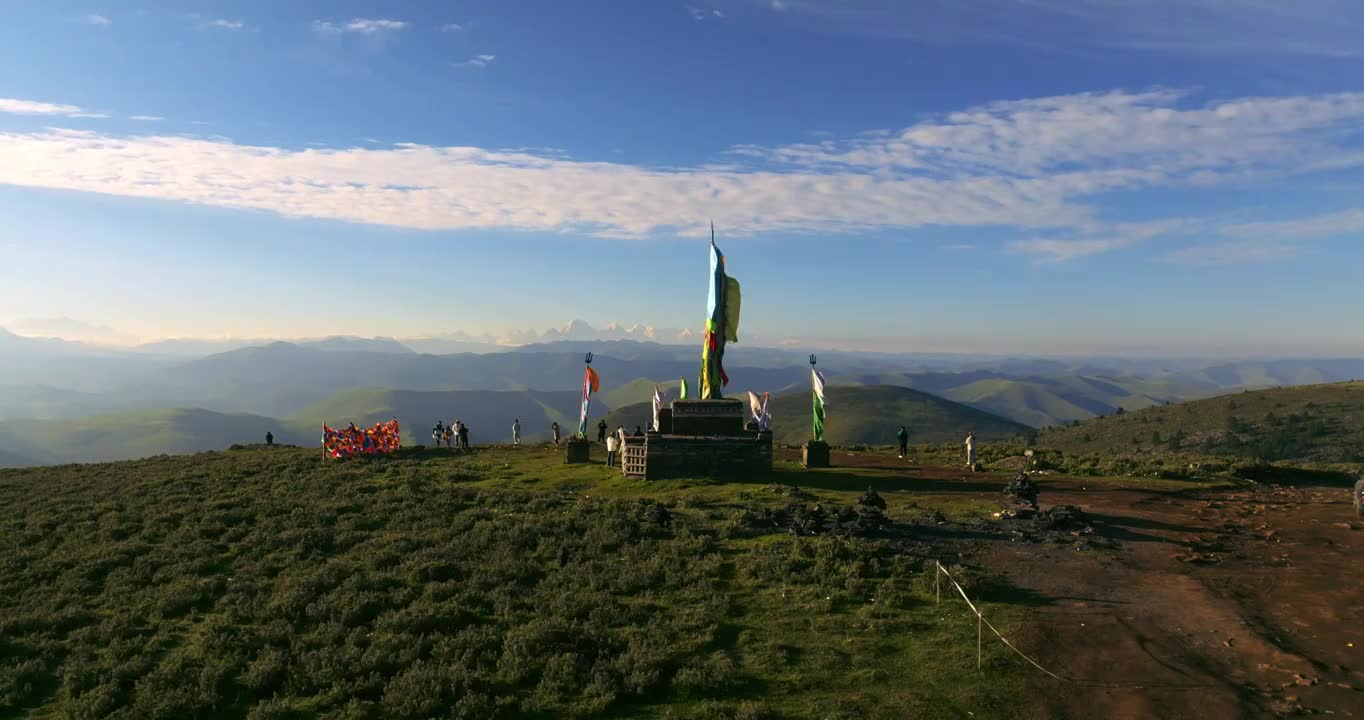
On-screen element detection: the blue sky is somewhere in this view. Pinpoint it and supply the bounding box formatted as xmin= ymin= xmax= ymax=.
xmin=1 ymin=0 xmax=1363 ymax=355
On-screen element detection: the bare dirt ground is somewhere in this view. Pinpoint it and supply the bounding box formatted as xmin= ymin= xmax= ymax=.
xmin=777 ymin=449 xmax=1364 ymax=719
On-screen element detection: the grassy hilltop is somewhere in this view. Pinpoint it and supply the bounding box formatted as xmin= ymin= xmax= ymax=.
xmin=0 ymin=445 xmax=1031 ymax=719
xmin=1039 ymin=381 xmax=1364 ymax=466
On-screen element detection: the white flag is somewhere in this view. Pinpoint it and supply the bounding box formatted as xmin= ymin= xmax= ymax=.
xmin=652 ymin=384 xmax=664 ymax=431
xmin=747 ymin=390 xmax=763 ymax=422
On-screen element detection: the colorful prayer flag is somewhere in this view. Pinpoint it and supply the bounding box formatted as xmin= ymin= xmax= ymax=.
xmin=699 ymin=228 xmax=741 ymax=399
xmin=811 ymin=369 xmax=827 ymax=442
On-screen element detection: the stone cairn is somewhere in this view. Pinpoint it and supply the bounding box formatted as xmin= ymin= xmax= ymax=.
xmin=1003 ymin=470 xmax=1041 ymax=511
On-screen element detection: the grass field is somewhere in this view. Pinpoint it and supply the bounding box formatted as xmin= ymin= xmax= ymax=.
xmin=0 ymin=444 xmax=1034 ymax=719
xmin=1039 ymin=381 xmax=1364 ymax=470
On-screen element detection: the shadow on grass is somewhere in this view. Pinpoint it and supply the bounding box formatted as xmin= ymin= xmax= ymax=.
xmin=772 ymin=467 xmax=1002 ymax=494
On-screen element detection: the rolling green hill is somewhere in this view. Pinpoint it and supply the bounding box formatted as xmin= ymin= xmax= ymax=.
xmin=932 ymin=375 xmax=1215 ymax=427
xmin=1039 ymin=381 xmax=1364 ymax=465
xmin=286 ymin=388 xmax=611 ymax=444
xmin=603 ymin=385 xmax=1030 ymax=446
xmin=0 ymin=408 xmax=296 ymax=466
xmin=598 ymin=378 xmax=684 ymax=411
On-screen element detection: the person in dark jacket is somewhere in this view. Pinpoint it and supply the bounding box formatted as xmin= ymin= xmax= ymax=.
xmin=597 ymin=419 xmax=608 ymax=444
xmin=896 ymin=426 xmax=908 ymax=458
xmin=551 ymin=422 xmax=561 ymax=446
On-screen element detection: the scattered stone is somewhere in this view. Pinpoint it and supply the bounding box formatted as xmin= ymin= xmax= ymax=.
xmin=764 ymin=484 xmax=815 ymax=500
xmin=858 ymin=486 xmax=887 ymax=511
xmin=641 ymin=501 xmax=673 ymax=527
xmin=1004 ymin=471 xmax=1041 ymax=510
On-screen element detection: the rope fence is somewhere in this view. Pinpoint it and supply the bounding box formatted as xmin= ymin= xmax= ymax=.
xmin=932 ymin=561 xmax=1212 ymax=690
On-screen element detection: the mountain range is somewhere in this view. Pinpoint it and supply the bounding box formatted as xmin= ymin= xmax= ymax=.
xmin=3 ymin=322 xmax=1364 ymax=466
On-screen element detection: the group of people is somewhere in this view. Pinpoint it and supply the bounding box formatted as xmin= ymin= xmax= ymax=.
xmin=604 ymin=423 xmax=647 ymax=467
xmin=432 ymin=420 xmax=470 ymax=450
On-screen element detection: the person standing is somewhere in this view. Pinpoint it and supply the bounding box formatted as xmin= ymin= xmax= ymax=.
xmin=265 ymin=431 xmax=274 ymax=446
xmin=605 ymin=432 xmax=617 ymax=467
xmin=597 ymin=419 xmax=608 ymax=444
xmin=551 ymin=421 xmax=561 ymax=446
xmin=965 ymin=431 xmax=976 ymax=471
xmin=459 ymin=422 xmax=470 ymax=450
xmin=512 ymin=419 xmax=521 ymax=446
xmin=896 ymin=425 xmax=908 ymax=458
xmin=433 ymin=421 xmax=444 ymax=447
xmin=443 ymin=424 xmax=454 ymax=448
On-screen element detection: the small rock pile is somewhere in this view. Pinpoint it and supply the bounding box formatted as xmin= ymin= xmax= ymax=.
xmin=639 ymin=500 xmax=673 ymax=527
xmin=1004 ymin=471 xmax=1041 ymax=510
xmin=738 ymin=492 xmax=893 ymax=538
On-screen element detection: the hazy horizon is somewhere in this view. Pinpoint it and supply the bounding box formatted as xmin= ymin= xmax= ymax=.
xmin=6 ymin=314 xmax=1364 ymax=361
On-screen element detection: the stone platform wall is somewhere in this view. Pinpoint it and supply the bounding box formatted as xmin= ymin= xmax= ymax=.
xmin=624 ymin=431 xmax=772 ymax=480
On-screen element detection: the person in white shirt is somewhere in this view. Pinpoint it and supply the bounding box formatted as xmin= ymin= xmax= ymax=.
xmin=965 ymin=431 xmax=976 ymax=471
xmin=512 ymin=419 xmax=520 ymax=446
xmin=605 ymin=433 xmax=618 ymax=467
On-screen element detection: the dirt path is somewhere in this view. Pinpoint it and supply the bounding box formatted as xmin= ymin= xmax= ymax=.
xmin=778 ymin=450 xmax=1364 ymax=718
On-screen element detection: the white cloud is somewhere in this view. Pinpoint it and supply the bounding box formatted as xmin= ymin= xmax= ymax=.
xmin=313 ymin=18 xmax=408 ymax=34
xmin=128 ymin=115 xmax=165 ymax=122
xmin=687 ymin=6 xmax=726 ymax=20
xmin=0 ymin=98 xmax=84 ymax=116
xmin=0 ymin=90 xmax=1361 ymax=246
xmin=1165 ymin=241 xmax=1302 ymax=265
xmin=439 ymin=23 xmax=464 ymax=32
xmin=201 ymin=18 xmax=246 ymax=31
xmin=452 ymin=54 xmax=496 ymax=68
xmin=1220 ymin=208 xmax=1364 ymax=240
xmin=1010 ymin=219 xmax=1196 ymax=262
xmin=0 ymin=98 xmax=112 ymax=120
xmin=84 ymin=14 xmax=111 ymax=26
xmin=771 ymin=1 xmax=788 ymax=10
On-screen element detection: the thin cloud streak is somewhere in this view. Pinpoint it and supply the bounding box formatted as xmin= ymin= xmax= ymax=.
xmin=312 ymin=18 xmax=408 ymax=34
xmin=0 ymin=98 xmax=84 ymax=116
xmin=452 ymin=54 xmax=496 ymax=68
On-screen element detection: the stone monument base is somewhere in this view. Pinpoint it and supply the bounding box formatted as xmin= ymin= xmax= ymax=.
xmin=564 ymin=438 xmax=590 ymax=464
xmin=802 ymin=441 xmax=830 ymax=468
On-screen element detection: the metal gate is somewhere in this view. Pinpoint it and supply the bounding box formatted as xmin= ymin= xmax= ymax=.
xmin=622 ymin=438 xmax=646 ymax=478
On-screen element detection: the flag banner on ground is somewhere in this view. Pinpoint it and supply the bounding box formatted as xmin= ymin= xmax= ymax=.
xmin=652 ymin=384 xmax=665 ymax=431
xmin=322 ymin=419 xmax=400 ymax=459
xmin=699 ymin=229 xmax=741 ymax=400
xmin=811 ymin=369 xmax=827 ymax=442
xmin=578 ymin=366 xmax=601 ymax=437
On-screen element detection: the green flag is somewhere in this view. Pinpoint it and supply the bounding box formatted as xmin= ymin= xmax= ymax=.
xmin=811 ymin=368 xmax=826 ymax=442
xmin=680 ymin=377 xmax=689 ymax=400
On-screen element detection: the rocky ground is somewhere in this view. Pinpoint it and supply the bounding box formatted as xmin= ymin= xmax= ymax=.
xmin=775 ymin=449 xmax=1364 ymax=719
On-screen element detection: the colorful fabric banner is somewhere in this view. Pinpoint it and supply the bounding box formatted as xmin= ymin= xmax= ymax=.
xmin=322 ymin=419 xmax=400 ymax=459
xmin=578 ymin=366 xmax=601 ymax=437
xmin=679 ymin=377 xmax=689 ymax=400
xmin=699 ymin=229 xmax=740 ymax=400
xmin=811 ymin=369 xmax=827 ymax=442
